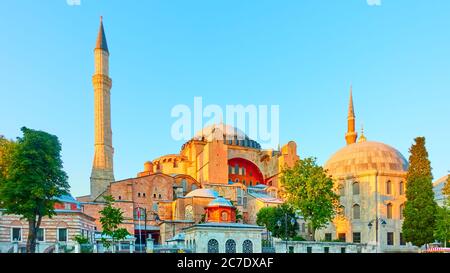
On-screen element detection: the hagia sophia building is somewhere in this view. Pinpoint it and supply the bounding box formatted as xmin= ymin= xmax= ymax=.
xmin=74 ymin=18 xmax=414 ymax=252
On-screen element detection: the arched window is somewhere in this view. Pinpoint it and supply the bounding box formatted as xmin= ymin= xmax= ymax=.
xmin=400 ymin=203 xmax=405 ymax=220
xmin=208 ymin=239 xmax=219 ymax=253
xmin=399 ymin=181 xmax=405 ymax=195
xmin=221 ymin=211 xmax=229 ymax=222
xmin=243 ymin=240 xmax=253 ymax=253
xmin=353 ymin=204 xmax=361 ymax=220
xmin=225 ymin=239 xmax=236 ymax=253
xmin=352 ymin=182 xmax=360 ymax=195
xmin=185 ymin=205 xmax=194 ymax=221
xmin=387 ymin=203 xmax=393 ymax=219
xmin=181 ymin=179 xmax=187 ymax=193
xmin=386 ymin=180 xmax=392 ymax=195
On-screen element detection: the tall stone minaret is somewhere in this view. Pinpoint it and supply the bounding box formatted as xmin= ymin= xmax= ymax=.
xmin=345 ymin=86 xmax=358 ymax=145
xmin=90 ymin=17 xmax=115 ymax=200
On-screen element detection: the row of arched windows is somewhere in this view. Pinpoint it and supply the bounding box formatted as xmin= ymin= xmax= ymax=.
xmin=207 ymin=239 xmax=253 ymax=253
xmin=341 ymin=181 xmax=405 ymax=196
xmin=387 ymin=203 xmax=405 ymax=220
xmin=344 ymin=203 xmax=405 ymax=220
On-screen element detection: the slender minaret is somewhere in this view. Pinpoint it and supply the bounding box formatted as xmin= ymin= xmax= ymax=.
xmin=90 ymin=17 xmax=115 ymax=200
xmin=345 ymin=86 xmax=358 ymax=145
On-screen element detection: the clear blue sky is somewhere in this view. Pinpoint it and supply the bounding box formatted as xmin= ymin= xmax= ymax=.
xmin=0 ymin=0 xmax=449 ymax=197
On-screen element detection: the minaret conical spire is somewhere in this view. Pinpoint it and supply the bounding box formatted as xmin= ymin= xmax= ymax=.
xmin=348 ymin=85 xmax=355 ymax=118
xmin=96 ymin=16 xmax=109 ymax=53
xmin=345 ymin=85 xmax=358 ymax=145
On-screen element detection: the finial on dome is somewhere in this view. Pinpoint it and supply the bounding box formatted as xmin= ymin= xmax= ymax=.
xmin=358 ymin=124 xmax=367 ymax=143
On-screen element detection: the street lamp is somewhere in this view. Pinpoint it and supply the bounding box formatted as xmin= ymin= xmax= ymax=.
xmin=277 ymin=214 xmax=298 ymax=253
xmin=368 ymin=218 xmax=387 ymax=253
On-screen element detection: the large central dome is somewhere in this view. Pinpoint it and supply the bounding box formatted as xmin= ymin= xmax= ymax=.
xmin=325 ymin=141 xmax=408 ymax=175
xmin=192 ymin=123 xmax=261 ymax=149
xmin=194 ymin=123 xmax=247 ymax=141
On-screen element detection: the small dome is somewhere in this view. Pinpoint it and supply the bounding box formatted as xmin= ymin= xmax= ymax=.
xmin=325 ymin=141 xmax=408 ymax=175
xmin=207 ymin=197 xmax=234 ymax=208
xmin=185 ymin=189 xmax=219 ymax=198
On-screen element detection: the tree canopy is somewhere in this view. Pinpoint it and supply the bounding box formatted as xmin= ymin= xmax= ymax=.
xmin=281 ymin=157 xmax=339 ymax=240
xmin=256 ymin=204 xmax=299 ymax=240
xmin=0 ymin=127 xmax=69 ymax=253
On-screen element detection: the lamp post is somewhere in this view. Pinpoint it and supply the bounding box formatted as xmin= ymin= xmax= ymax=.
xmin=368 ymin=218 xmax=387 ymax=253
xmin=277 ymin=214 xmax=298 ymax=253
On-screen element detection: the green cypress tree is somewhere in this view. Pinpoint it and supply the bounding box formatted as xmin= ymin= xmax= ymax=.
xmin=402 ymin=137 xmax=437 ymax=247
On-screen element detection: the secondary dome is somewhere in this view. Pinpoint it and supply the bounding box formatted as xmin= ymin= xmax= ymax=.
xmin=325 ymin=141 xmax=408 ymax=175
xmin=185 ymin=189 xmax=219 ymax=198
xmin=207 ymin=197 xmax=234 ymax=208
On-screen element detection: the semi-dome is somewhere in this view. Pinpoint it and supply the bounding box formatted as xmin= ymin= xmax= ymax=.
xmin=325 ymin=141 xmax=408 ymax=175
xmin=207 ymin=197 xmax=234 ymax=208
xmin=185 ymin=189 xmax=219 ymax=198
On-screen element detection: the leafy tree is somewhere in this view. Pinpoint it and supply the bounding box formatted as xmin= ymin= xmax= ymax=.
xmin=256 ymin=204 xmax=298 ymax=240
xmin=402 ymin=137 xmax=437 ymax=247
xmin=0 ymin=127 xmax=69 ymax=253
xmin=230 ymin=201 xmax=243 ymax=223
xmin=235 ymin=207 xmax=243 ymax=223
xmin=74 ymin=234 xmax=90 ymax=245
xmin=0 ymin=136 xmax=16 ymax=178
xmin=434 ymin=204 xmax=450 ymax=247
xmin=199 ymin=213 xmax=206 ymax=224
xmin=99 ymin=195 xmax=130 ymax=252
xmin=281 ymin=157 xmax=339 ymax=241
